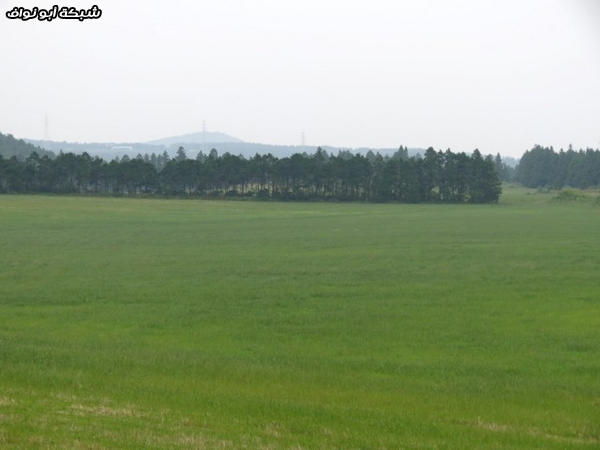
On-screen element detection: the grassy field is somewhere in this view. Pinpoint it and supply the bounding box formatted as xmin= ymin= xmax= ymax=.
xmin=0 ymin=186 xmax=599 ymax=449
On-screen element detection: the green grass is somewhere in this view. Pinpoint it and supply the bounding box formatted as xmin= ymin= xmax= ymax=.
xmin=0 ymin=187 xmax=599 ymax=449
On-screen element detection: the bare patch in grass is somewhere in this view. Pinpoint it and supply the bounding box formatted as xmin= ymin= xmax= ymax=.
xmin=527 ymin=427 xmax=599 ymax=446
xmin=469 ymin=418 xmax=599 ymax=446
xmin=264 ymin=422 xmax=283 ymax=438
xmin=51 ymin=391 xmax=79 ymax=402
xmin=0 ymin=413 xmax=15 ymax=422
xmin=26 ymin=435 xmax=109 ymax=450
xmin=127 ymin=428 xmax=234 ymax=449
xmin=70 ymin=403 xmax=146 ymax=419
xmin=174 ymin=433 xmax=232 ymax=448
xmin=474 ymin=417 xmax=509 ymax=433
xmin=0 ymin=397 xmax=16 ymax=406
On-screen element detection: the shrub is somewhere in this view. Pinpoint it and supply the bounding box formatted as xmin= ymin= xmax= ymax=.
xmin=552 ymin=189 xmax=587 ymax=202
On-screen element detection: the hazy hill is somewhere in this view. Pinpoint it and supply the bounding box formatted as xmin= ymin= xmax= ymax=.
xmin=24 ymin=134 xmax=426 ymax=161
xmin=146 ymin=131 xmax=243 ymax=146
xmin=15 ymin=130 xmax=518 ymax=169
xmin=25 ymin=139 xmax=166 ymax=161
xmin=0 ymin=132 xmax=55 ymax=159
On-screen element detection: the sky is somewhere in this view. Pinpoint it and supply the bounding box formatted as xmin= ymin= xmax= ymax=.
xmin=1 ymin=0 xmax=599 ymax=158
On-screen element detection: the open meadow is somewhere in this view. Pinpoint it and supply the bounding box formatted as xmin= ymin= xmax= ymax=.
xmin=0 ymin=187 xmax=599 ymax=449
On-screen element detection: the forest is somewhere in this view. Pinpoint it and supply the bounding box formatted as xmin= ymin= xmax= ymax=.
xmin=5 ymin=129 xmax=600 ymax=201
xmin=0 ymin=144 xmax=502 ymax=203
xmin=516 ymin=145 xmax=600 ymax=188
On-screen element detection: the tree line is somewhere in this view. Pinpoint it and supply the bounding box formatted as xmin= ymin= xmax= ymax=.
xmin=516 ymin=145 xmax=600 ymax=189
xmin=0 ymin=146 xmax=502 ymax=203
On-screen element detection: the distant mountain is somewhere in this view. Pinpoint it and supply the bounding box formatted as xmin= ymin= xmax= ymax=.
xmin=19 ymin=134 xmax=517 ymax=166
xmin=26 ymin=128 xmax=518 ymax=164
xmin=24 ymin=133 xmax=426 ymax=161
xmin=21 ymin=131 xmax=243 ymax=161
xmin=146 ymin=131 xmax=243 ymax=146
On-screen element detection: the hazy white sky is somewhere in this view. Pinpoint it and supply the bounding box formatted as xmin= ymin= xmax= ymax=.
xmin=1 ymin=0 xmax=599 ymax=157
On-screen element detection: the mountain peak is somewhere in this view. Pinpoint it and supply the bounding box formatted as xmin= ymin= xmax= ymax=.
xmin=146 ymin=131 xmax=243 ymax=146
